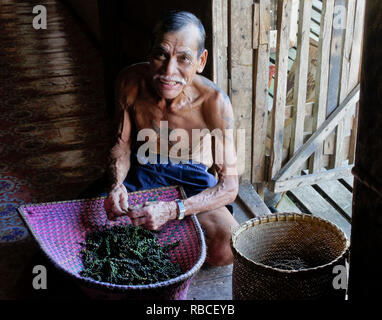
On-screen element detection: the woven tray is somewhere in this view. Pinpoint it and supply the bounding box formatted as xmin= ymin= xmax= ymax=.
xmin=18 ymin=185 xmax=206 ymax=300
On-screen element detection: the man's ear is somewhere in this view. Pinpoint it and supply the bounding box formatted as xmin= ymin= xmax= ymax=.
xmin=197 ymin=49 xmax=208 ymax=73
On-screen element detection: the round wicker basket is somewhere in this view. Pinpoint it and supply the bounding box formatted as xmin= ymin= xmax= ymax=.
xmin=231 ymin=213 xmax=349 ymax=300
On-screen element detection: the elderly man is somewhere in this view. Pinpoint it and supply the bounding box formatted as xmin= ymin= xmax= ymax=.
xmin=86 ymin=11 xmax=239 ymax=266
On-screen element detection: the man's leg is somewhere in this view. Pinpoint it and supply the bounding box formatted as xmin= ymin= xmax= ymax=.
xmin=197 ymin=207 xmax=240 ymax=266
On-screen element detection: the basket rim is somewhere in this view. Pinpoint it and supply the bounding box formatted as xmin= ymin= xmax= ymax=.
xmin=231 ymin=212 xmax=349 ymax=274
xmin=17 ymin=185 xmax=207 ymax=292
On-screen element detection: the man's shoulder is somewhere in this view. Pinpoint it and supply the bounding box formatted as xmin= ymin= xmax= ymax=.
xmin=116 ymin=63 xmax=149 ymax=107
xmin=196 ymin=75 xmax=232 ymax=111
xmin=117 ymin=62 xmax=150 ymax=85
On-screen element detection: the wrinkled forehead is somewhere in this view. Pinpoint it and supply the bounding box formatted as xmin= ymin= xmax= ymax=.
xmin=153 ymin=24 xmax=201 ymax=55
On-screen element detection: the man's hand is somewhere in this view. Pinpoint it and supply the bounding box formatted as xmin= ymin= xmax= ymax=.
xmin=127 ymin=201 xmax=178 ymax=230
xmin=104 ymin=184 xmax=129 ymax=220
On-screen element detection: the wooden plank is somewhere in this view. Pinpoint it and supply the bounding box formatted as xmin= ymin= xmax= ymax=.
xmin=269 ymin=0 xmax=293 ymax=180
xmin=314 ymin=179 xmax=352 ymax=219
xmin=312 ymin=0 xmax=322 ymax=12
xmin=252 ymin=0 xmax=271 ymax=183
xmin=347 ymin=0 xmax=366 ymax=92
xmin=230 ymin=0 xmax=254 ymax=182
xmin=310 ymin=21 xmax=320 ymax=41
xmin=326 ymin=0 xmax=346 ymax=168
xmin=338 ymin=0 xmax=356 ymax=105
xmin=276 ymin=193 xmax=302 ymax=213
xmin=340 ymin=175 xmax=354 ymax=190
xmin=272 ymin=165 xmax=353 ymax=192
xmin=348 ymin=0 xmax=366 ymax=164
xmin=309 ymin=0 xmax=335 ymax=173
xmin=273 ymin=84 xmax=359 ymax=181
xmin=212 ymin=0 xmax=228 ymax=93
xmin=326 ymin=0 xmax=346 ymax=116
xmin=252 ymin=2 xmax=260 ymax=49
xmin=237 ymin=184 xmax=272 ymax=217
xmin=348 ymin=105 xmax=359 ymax=164
xmin=290 ymin=0 xmax=312 ymax=156
xmin=289 ymin=0 xmax=300 ymax=47
xmin=330 ymin=0 xmax=356 ymax=169
xmin=289 ymin=185 xmax=351 ymax=239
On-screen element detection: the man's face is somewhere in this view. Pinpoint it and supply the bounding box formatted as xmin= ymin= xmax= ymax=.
xmin=149 ymin=24 xmax=207 ymax=100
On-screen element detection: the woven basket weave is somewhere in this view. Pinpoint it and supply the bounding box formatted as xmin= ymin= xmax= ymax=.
xmin=18 ymin=186 xmax=206 ymax=300
xmin=231 ymin=213 xmax=349 ymax=300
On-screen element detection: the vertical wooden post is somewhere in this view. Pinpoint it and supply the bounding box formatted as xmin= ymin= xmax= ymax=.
xmin=326 ymin=0 xmax=345 ymax=169
xmin=309 ymin=0 xmax=335 ymax=173
xmin=252 ymin=0 xmax=271 ymax=185
xmin=212 ymin=0 xmax=228 ymax=94
xmin=230 ymin=0 xmax=254 ymax=182
xmin=330 ymin=0 xmax=356 ymax=169
xmin=347 ymin=0 xmax=366 ymax=165
xmin=348 ymin=0 xmax=382 ymax=299
xmin=269 ymin=0 xmax=292 ymax=180
xmin=290 ymin=0 xmax=312 ymax=156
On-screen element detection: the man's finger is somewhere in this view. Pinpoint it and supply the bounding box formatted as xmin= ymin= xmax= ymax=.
xmin=130 ymin=216 xmax=146 ymax=226
xmin=127 ymin=208 xmax=146 ymax=219
xmin=119 ymin=193 xmax=129 ymax=212
xmin=111 ymin=193 xmax=123 ymax=214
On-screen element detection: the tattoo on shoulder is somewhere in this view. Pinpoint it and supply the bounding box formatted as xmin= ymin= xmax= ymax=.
xmin=222 ymin=115 xmax=235 ymax=129
xmin=201 ymin=77 xmax=230 ymax=103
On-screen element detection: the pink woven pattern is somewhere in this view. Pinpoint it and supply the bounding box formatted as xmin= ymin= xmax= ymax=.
xmin=18 ymin=186 xmax=206 ymax=300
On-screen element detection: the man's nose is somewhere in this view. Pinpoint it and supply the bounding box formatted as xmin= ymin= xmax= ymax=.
xmin=164 ymin=57 xmax=178 ymax=75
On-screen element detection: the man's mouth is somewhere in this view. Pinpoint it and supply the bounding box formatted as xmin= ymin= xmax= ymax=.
xmin=160 ymin=79 xmax=180 ymax=86
xmin=154 ymin=75 xmax=186 ymax=90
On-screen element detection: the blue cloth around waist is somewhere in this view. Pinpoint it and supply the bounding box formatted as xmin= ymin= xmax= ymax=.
xmin=124 ymin=154 xmax=218 ymax=197
xmin=82 ymin=154 xmax=218 ymax=199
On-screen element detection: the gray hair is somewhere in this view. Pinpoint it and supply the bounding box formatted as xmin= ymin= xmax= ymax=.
xmin=152 ymin=11 xmax=206 ymax=57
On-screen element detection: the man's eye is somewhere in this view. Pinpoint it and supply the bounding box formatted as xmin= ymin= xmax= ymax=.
xmin=153 ymin=51 xmax=167 ymax=60
xmin=179 ymin=56 xmax=191 ymax=63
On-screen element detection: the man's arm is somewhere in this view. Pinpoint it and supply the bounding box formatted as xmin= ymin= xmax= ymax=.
xmin=104 ymin=71 xmax=137 ymax=219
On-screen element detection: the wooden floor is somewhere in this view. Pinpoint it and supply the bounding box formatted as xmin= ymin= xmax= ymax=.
xmin=0 ymin=0 xmax=113 ymax=299
xmin=276 ymin=176 xmax=353 ymax=240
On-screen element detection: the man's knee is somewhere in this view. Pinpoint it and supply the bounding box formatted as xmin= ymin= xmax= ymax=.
xmin=206 ymin=236 xmax=234 ymax=266
xmin=197 ymin=207 xmax=239 ymax=266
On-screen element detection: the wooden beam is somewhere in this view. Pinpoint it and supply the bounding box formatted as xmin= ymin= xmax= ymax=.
xmin=252 ymin=2 xmax=260 ymax=49
xmin=273 ymin=84 xmax=360 ymax=181
xmin=330 ymin=0 xmax=356 ymax=169
xmin=309 ymin=0 xmax=335 ymax=173
xmin=252 ymin=0 xmax=271 ymax=183
xmin=237 ymin=183 xmax=271 ymax=217
xmin=230 ymin=0 xmax=254 ymax=183
xmin=269 ymin=0 xmax=292 ymax=179
xmin=290 ymin=0 xmax=312 ymax=155
xmin=288 ymin=184 xmax=351 ymax=239
xmin=276 ymin=193 xmax=302 ymax=213
xmin=313 ymin=178 xmax=353 ymax=220
xmin=212 ymin=0 xmax=228 ymax=93
xmin=347 ymin=0 xmax=366 ymax=164
xmin=271 ymin=165 xmax=353 ymax=193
